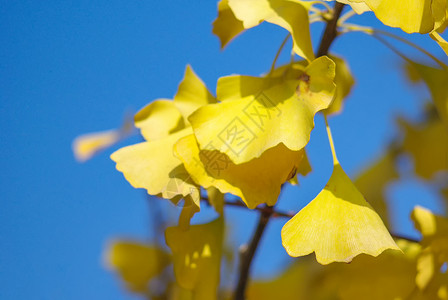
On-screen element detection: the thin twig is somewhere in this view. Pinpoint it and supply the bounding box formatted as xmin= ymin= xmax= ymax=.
xmin=234 ymin=206 xmax=273 ymax=300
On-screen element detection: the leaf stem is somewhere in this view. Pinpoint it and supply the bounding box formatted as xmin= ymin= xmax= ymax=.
xmin=269 ymin=33 xmax=291 ymax=75
xmin=324 ymin=115 xmax=339 ymax=165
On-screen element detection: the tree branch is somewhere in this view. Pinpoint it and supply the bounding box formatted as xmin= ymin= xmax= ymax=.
xmin=234 ymin=206 xmax=273 ymax=300
xmin=316 ymin=2 xmax=345 ymax=57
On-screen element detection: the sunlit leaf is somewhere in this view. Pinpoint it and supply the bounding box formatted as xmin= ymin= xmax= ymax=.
xmin=105 ymin=240 xmax=170 ymax=293
xmin=175 ymin=134 xmax=304 ymax=209
xmin=165 ymin=217 xmax=224 ymax=300
xmin=282 ymin=163 xmax=400 ymax=265
xmin=111 ymin=127 xmax=200 ymax=204
xmin=343 ymin=0 xmax=447 ymax=33
xmin=190 ymin=56 xmax=335 ymax=165
xmin=212 ymin=0 xmax=245 ymax=48
xmin=134 ymin=99 xmax=184 ymax=141
xmin=173 ymin=65 xmax=216 ymax=122
xmin=227 ymin=0 xmax=315 ymax=61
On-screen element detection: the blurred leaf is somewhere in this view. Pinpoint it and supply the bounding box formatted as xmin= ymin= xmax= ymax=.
xmin=106 ymin=240 xmax=170 ymax=293
xmin=354 ymin=151 xmax=399 ymax=228
xmin=166 ymin=217 xmax=224 ymax=300
xmin=399 ymin=117 xmax=448 ymax=180
xmin=405 ymin=61 xmax=448 ymax=128
xmin=411 ymin=206 xmax=448 ymax=292
xmin=73 ymin=117 xmax=133 ymax=162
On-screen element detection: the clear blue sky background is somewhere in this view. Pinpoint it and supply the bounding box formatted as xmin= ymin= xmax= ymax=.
xmin=1 ymin=1 xmax=447 ymax=299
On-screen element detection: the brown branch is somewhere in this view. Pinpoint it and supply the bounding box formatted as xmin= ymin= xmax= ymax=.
xmin=316 ymin=2 xmax=345 ymax=57
xmin=234 ymin=206 xmax=273 ymax=300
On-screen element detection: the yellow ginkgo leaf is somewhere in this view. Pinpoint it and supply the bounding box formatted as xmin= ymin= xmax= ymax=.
xmin=173 ymin=65 xmax=217 ymax=122
xmin=112 ymin=65 xmax=216 ymax=227
xmin=411 ymin=206 xmax=448 ymax=292
xmin=105 ymin=240 xmax=170 ymax=293
xmin=190 ymin=56 xmax=335 ymax=165
xmin=174 ymin=134 xmax=303 ymax=209
xmin=345 ymin=0 xmax=447 ymax=33
xmin=134 ymin=65 xmax=216 ymax=141
xmin=399 ymin=117 xmax=448 ymax=180
xmin=406 ymin=61 xmax=448 ymax=128
xmin=354 ymin=151 xmax=399 ymax=228
xmin=73 ymin=117 xmax=133 ymax=162
xmin=227 ymin=0 xmax=315 ymax=61
xmin=134 ymin=99 xmax=185 ymax=141
xmin=324 ymin=55 xmax=355 ymax=116
xmin=111 ymin=128 xmax=200 ymax=204
xmin=430 ymin=31 xmax=448 ymax=56
xmin=281 ymin=163 xmax=400 ymax=265
xmin=165 ymin=217 xmax=224 ymax=300
xmin=212 ymin=0 xmax=245 ymax=49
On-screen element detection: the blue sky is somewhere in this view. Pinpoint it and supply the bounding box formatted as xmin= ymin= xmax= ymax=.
xmin=1 ymin=1 xmax=447 ymax=299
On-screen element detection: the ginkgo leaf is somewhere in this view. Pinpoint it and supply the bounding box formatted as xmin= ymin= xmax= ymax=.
xmin=105 ymin=240 xmax=170 ymax=293
xmin=344 ymin=0 xmax=447 ymax=33
xmin=354 ymin=151 xmax=399 ymax=228
xmin=134 ymin=99 xmax=185 ymax=141
xmin=281 ymin=164 xmax=400 ymax=265
xmin=324 ymin=55 xmax=355 ymax=116
xmin=227 ymin=0 xmax=315 ymax=61
xmin=190 ymin=56 xmax=335 ymax=165
xmin=331 ymin=239 xmax=421 ymax=300
xmin=212 ymin=0 xmax=245 ymax=48
xmin=399 ymin=117 xmax=448 ymax=180
xmin=111 ymin=65 xmax=216 ymax=227
xmin=135 ymin=66 xmax=215 ymax=141
xmin=73 ymin=117 xmax=133 ymax=162
xmin=111 ymin=128 xmax=200 ymax=203
xmin=430 ymin=32 xmax=448 ymax=56
xmin=173 ymin=65 xmax=216 ymax=122
xmin=174 ymin=134 xmax=303 ymax=209
xmin=411 ymin=206 xmax=448 ymax=292
xmin=165 ymin=217 xmax=224 ymax=300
